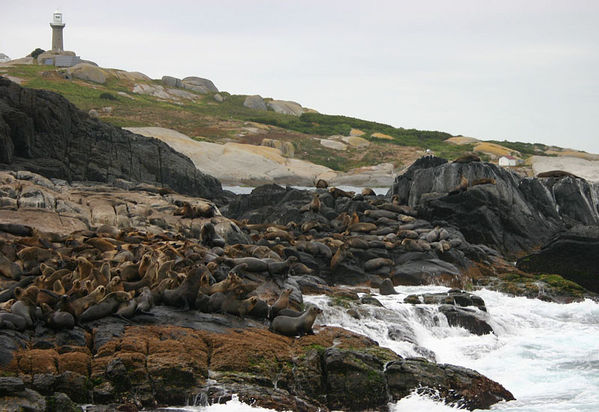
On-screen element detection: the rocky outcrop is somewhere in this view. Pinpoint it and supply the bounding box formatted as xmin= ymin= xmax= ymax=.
xmin=181 ymin=77 xmax=218 ymax=94
xmin=267 ymin=100 xmax=304 ymax=116
xmin=243 ymin=95 xmax=268 ymax=111
xmin=391 ymin=156 xmax=599 ymax=256
xmin=517 ymin=226 xmax=599 ymax=293
xmin=66 ymin=63 xmax=106 ymax=84
xmin=0 ymin=77 xmax=222 ymax=199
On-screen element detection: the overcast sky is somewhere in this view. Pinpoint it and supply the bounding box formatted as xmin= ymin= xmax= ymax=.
xmin=3 ymin=0 xmax=599 ymax=153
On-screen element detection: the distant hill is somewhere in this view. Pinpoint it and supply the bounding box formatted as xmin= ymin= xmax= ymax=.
xmin=1 ymin=60 xmax=597 ymax=180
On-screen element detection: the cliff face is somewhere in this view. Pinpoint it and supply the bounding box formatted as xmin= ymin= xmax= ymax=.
xmin=0 ymin=77 xmax=222 ymax=199
xmin=391 ymin=156 xmax=599 ymax=256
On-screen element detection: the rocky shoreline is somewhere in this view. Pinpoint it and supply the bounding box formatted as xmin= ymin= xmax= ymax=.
xmin=1 ymin=81 xmax=597 ymax=411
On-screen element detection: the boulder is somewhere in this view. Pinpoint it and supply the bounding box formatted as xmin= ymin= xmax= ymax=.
xmin=213 ymin=93 xmax=224 ymax=102
xmin=0 ymin=53 xmax=10 ymax=63
xmin=181 ymin=77 xmax=218 ymax=94
xmin=261 ymin=138 xmax=294 ymax=157
xmin=391 ymin=156 xmax=599 ymax=256
xmin=0 ymin=78 xmax=222 ymax=199
xmin=67 ymin=63 xmax=106 ymax=84
xmin=439 ymin=305 xmax=494 ymax=335
xmin=161 ymin=75 xmax=183 ymax=88
xmin=267 ymin=100 xmax=304 ymax=116
xmin=517 ymin=226 xmax=599 ymax=293
xmin=320 ymin=139 xmax=347 ymax=151
xmin=243 ymin=95 xmax=268 ymax=111
xmin=386 ymin=358 xmax=514 ymax=410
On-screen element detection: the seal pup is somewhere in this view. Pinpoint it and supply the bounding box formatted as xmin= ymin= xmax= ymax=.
xmin=41 ymin=303 xmax=75 ymax=330
xmin=270 ymin=306 xmax=322 ymax=337
xmin=309 ymin=193 xmax=321 ymax=213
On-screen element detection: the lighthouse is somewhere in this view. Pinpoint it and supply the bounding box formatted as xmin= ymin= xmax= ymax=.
xmin=50 ymin=11 xmax=65 ymax=52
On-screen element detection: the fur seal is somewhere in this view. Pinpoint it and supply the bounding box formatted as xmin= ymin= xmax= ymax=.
xmin=346 ymin=222 xmax=377 ymax=233
xmin=453 ymin=153 xmax=481 ymax=163
xmin=79 ymin=291 xmax=131 ymax=322
xmin=200 ymin=222 xmax=225 ymax=248
xmin=270 ymin=288 xmax=292 ymax=319
xmin=224 ymin=257 xmax=268 ymax=273
xmin=309 ymin=194 xmax=321 ymax=213
xmin=41 ymin=303 xmax=75 ymax=329
xmin=328 ymin=187 xmax=353 ymax=199
xmin=162 ymin=266 xmax=205 ymax=309
xmin=537 ymin=170 xmax=579 ymax=179
xmin=315 ymin=179 xmax=328 ymax=189
xmin=135 ymin=286 xmax=154 ymax=313
xmin=361 ymin=188 xmax=376 ymax=196
xmin=363 ymin=258 xmax=394 ymax=272
xmin=0 ymin=312 xmax=28 ymax=330
xmin=71 ymin=285 xmax=106 ymax=317
xmin=270 ymin=306 xmax=322 ymax=337
xmin=221 ymin=295 xmax=258 ymax=319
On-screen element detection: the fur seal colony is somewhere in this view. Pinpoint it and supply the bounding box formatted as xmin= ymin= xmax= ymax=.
xmin=0 ymin=171 xmax=476 ymax=339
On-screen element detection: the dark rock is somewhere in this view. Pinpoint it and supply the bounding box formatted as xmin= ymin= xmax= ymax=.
xmin=55 ymin=371 xmax=89 ymax=403
xmin=0 ymin=377 xmax=24 ymax=395
xmin=32 ymin=373 xmax=57 ymax=395
xmin=439 ymin=305 xmax=493 ymax=335
xmin=0 ymin=77 xmax=222 ymax=199
xmin=405 ymin=290 xmax=487 ymax=311
xmin=386 ymin=358 xmax=514 ymax=410
xmin=0 ymin=388 xmax=46 ymax=411
xmin=392 ymin=259 xmax=460 ymax=285
xmin=323 ymin=348 xmax=387 ymax=410
xmin=391 ymin=156 xmax=599 ymax=256
xmin=517 ymin=226 xmax=599 ymax=293
xmin=360 ymin=295 xmax=384 ymax=307
xmin=379 ymin=278 xmax=397 ymax=295
xmin=45 ymin=392 xmax=80 ymax=412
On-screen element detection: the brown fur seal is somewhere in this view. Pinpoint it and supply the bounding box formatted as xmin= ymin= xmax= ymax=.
xmin=471 ymin=177 xmax=496 ymax=186
xmin=71 ymin=285 xmax=106 ymax=317
xmin=363 ymin=258 xmax=394 ymax=272
xmin=309 ymin=193 xmax=321 ymax=213
xmin=224 ymin=257 xmax=268 ymax=273
xmin=361 ymin=188 xmax=376 ymax=196
xmin=221 ymin=295 xmax=258 ymax=319
xmin=200 ymin=222 xmax=225 ymax=248
xmin=41 ymin=303 xmax=75 ymax=329
xmin=162 ymin=266 xmax=205 ymax=309
xmin=135 ymin=286 xmax=154 ymax=313
xmin=79 ymin=291 xmax=131 ymax=322
xmin=315 ymin=179 xmax=328 ymax=189
xmin=270 ymin=306 xmax=322 ymax=337
xmin=537 ymin=170 xmax=579 ymax=179
xmin=453 ymin=153 xmax=481 ymax=163
xmin=346 ymin=222 xmax=377 ymax=233
xmin=329 ymin=187 xmax=353 ymax=199
xmin=270 ymin=288 xmax=292 ymax=319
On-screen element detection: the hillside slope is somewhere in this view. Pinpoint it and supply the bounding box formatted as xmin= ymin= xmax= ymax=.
xmin=1 ymin=61 xmax=597 ymax=182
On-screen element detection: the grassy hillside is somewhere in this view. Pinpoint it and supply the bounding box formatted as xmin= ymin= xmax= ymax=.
xmin=1 ymin=63 xmax=583 ymax=173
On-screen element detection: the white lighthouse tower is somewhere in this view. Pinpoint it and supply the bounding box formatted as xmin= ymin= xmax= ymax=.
xmin=50 ymin=11 xmax=65 ymax=52
xmin=38 ymin=11 xmax=81 ymax=67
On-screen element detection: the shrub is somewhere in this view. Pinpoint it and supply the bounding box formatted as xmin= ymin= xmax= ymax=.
xmin=30 ymin=48 xmax=45 ymax=59
xmin=99 ymin=92 xmax=117 ymax=101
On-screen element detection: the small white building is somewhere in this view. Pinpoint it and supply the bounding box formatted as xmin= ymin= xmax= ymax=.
xmin=499 ymin=155 xmax=518 ymax=167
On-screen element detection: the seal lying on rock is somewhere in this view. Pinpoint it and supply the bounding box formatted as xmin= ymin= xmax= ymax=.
xmin=270 ymin=306 xmax=322 ymax=337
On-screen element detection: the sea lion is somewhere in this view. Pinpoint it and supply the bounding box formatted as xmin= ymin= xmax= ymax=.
xmin=71 ymin=285 xmax=106 ymax=317
xmin=270 ymin=306 xmax=322 ymax=337
xmin=135 ymin=286 xmax=154 ymax=314
xmin=41 ymin=303 xmax=75 ymax=330
xmin=361 ymin=188 xmax=376 ymax=196
xmin=162 ymin=266 xmax=205 ymax=309
xmin=79 ymin=291 xmax=131 ymax=322
xmin=315 ymin=179 xmax=328 ymax=189
xmin=267 ymin=256 xmax=298 ymax=275
xmin=328 ymin=187 xmax=353 ymax=199
xmin=309 ymin=193 xmax=321 ymax=213
xmin=346 ymin=222 xmax=377 ymax=233
xmin=224 ymin=257 xmax=268 ymax=273
xmin=200 ymin=222 xmax=225 ymax=248
xmin=269 ymin=288 xmax=292 ymax=319
xmin=363 ymin=258 xmax=394 ymax=272
xmin=537 ymin=170 xmax=579 ymax=179
xmin=221 ymin=295 xmax=258 ymax=319
xmin=453 ymin=153 xmax=481 ymax=163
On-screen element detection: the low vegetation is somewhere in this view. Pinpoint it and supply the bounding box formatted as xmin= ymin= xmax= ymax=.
xmin=0 ymin=63 xmax=575 ymax=171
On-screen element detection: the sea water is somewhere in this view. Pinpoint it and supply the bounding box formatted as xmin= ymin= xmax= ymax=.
xmin=223 ymin=185 xmax=390 ymax=196
xmin=305 ymin=287 xmax=599 ymax=411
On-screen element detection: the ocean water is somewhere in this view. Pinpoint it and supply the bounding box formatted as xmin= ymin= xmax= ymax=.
xmin=305 ymin=287 xmax=599 ymax=411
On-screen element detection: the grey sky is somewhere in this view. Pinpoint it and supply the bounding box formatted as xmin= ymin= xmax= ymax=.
xmin=3 ymin=0 xmax=599 ymax=153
